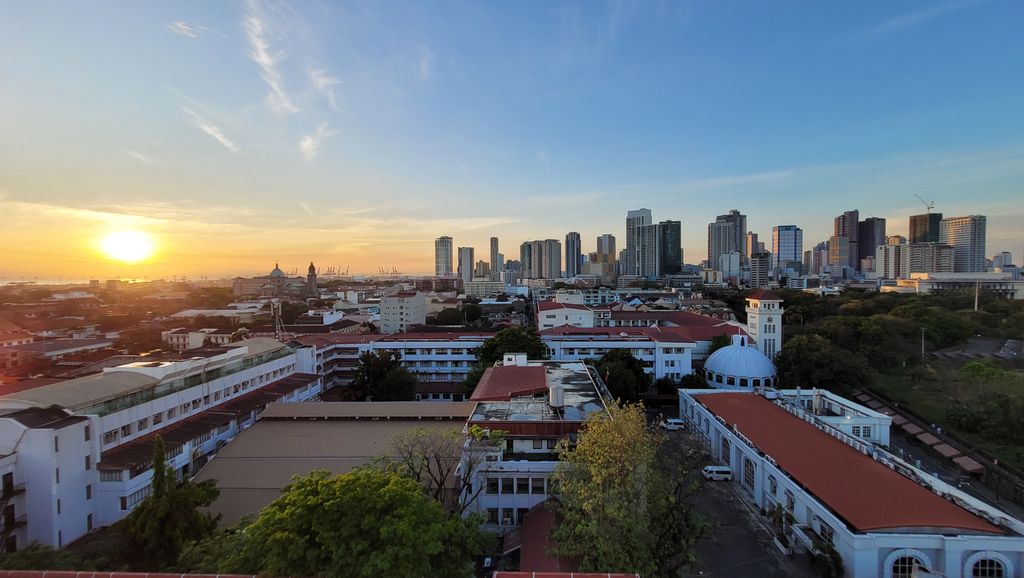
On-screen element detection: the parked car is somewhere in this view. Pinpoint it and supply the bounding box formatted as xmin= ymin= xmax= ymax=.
xmin=702 ymin=465 xmax=733 ymax=481
xmin=660 ymin=418 xmax=688 ymax=431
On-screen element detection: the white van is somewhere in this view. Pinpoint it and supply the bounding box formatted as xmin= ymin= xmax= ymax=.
xmin=660 ymin=418 xmax=688 ymax=431
xmin=702 ymin=465 xmax=733 ymax=481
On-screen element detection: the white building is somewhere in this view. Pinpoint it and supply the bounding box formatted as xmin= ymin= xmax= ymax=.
xmin=536 ymin=301 xmax=595 ymax=330
xmin=882 ymin=272 xmax=1024 ymax=300
xmin=379 ymin=292 xmax=426 ymax=334
xmin=161 ymin=328 xmax=233 ymax=351
xmin=745 ymin=289 xmax=783 ymax=359
xmin=702 ymin=334 xmax=778 ymax=390
xmin=0 ymin=338 xmax=319 ymax=550
xmin=680 ymin=389 xmax=1024 ymax=578
xmin=940 ymin=215 xmax=987 ymax=273
xmin=459 ymin=355 xmax=611 ymax=531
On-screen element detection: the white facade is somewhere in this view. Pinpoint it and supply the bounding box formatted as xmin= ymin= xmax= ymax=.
xmin=536 ymin=304 xmax=595 ymax=331
xmin=680 ymin=389 xmax=1024 ymax=578
xmin=380 ymin=292 xmax=426 ymax=334
xmin=745 ymin=292 xmax=783 ymax=359
xmin=0 ymin=339 xmax=319 ymax=549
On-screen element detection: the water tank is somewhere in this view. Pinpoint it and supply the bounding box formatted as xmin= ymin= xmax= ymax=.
xmin=549 ymin=384 xmax=565 ymax=408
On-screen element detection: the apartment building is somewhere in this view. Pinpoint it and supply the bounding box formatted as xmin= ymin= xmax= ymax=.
xmin=379 ymin=292 xmax=426 ymax=335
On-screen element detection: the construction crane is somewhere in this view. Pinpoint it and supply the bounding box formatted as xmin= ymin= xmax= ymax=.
xmin=914 ymin=194 xmax=935 ymax=214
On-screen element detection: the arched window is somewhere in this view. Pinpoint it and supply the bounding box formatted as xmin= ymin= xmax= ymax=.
xmin=727 ymin=376 xmax=735 ymax=385
xmin=752 ymin=378 xmax=761 ymax=387
xmin=740 ymin=378 xmax=748 ymax=387
xmin=716 ymin=374 xmax=723 ymax=384
xmin=973 ymin=559 xmax=1005 ymax=578
xmin=892 ymin=556 xmax=927 ymax=578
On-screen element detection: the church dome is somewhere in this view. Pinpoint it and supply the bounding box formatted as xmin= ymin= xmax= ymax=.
xmin=270 ymin=262 xmax=286 ymax=278
xmin=704 ymin=335 xmax=777 ymax=389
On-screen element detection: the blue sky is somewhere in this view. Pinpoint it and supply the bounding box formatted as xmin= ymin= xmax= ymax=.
xmin=1 ymin=0 xmax=1022 ymax=278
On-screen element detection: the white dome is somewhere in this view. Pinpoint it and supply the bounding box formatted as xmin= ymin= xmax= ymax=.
xmin=704 ymin=335 xmax=777 ymax=389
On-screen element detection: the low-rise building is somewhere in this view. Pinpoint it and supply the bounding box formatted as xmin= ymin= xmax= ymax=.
xmin=380 ymin=292 xmax=426 ymax=334
xmin=161 ymin=328 xmax=233 ymax=351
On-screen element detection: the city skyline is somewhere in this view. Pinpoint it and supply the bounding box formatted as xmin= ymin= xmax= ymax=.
xmin=3 ymin=1 xmax=1024 ymax=280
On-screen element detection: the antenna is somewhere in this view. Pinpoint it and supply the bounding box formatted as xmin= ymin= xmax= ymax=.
xmin=914 ymin=194 xmax=936 ymax=214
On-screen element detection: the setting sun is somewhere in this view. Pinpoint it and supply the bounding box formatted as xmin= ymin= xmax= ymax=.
xmin=100 ymin=230 xmax=156 ymax=263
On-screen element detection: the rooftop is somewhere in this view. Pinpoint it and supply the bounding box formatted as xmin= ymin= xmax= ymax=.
xmin=2 ymin=337 xmax=114 ymax=355
xmin=470 ymin=361 xmax=608 ymax=424
xmin=471 ymin=365 xmax=548 ymax=401
xmin=694 ymin=392 xmax=1004 ymax=535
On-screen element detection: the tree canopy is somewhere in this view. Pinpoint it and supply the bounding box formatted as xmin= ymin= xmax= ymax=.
xmin=352 ymin=350 xmax=418 ymax=401
xmin=593 ymin=349 xmax=649 ymax=402
xmin=465 ymin=327 xmax=548 ymax=391
xmin=190 ymin=469 xmax=493 ymax=578
xmin=775 ymin=334 xmax=870 ymax=393
xmin=551 ymin=403 xmax=706 ymax=577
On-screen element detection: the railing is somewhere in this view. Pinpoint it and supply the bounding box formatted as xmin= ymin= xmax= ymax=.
xmin=0 ymin=483 xmax=25 ymax=499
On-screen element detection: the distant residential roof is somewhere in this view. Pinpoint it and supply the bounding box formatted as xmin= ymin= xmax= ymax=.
xmin=1 ymin=337 xmax=114 ymax=356
xmin=537 ymin=300 xmax=591 ymax=312
xmin=472 ymin=365 xmax=548 ymax=401
xmin=291 ymin=333 xmax=382 ymax=347
xmin=17 ymin=317 xmax=98 ymax=332
xmin=0 ymin=405 xmax=88 ymax=429
xmin=260 ymin=401 xmax=475 ymax=420
xmin=694 ymin=393 xmax=1003 ymax=534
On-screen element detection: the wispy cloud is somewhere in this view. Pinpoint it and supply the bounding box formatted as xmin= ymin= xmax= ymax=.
xmin=868 ymin=0 xmax=987 ymax=35
xmin=122 ymin=149 xmax=157 ymax=165
xmin=166 ymin=21 xmax=198 ymax=38
xmin=299 ymin=123 xmax=337 ymax=161
xmin=299 ymin=201 xmax=315 ymax=216
xmin=309 ymin=68 xmax=341 ymax=109
xmin=244 ymin=0 xmax=298 ymax=115
xmin=182 ymin=108 xmax=239 ymax=153
xmin=417 ymin=44 xmax=434 ymax=81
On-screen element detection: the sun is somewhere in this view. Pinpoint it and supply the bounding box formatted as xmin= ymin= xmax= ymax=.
xmin=100 ymin=230 xmax=156 ymax=263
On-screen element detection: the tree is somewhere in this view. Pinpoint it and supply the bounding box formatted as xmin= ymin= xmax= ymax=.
xmin=352 ymin=351 xmax=417 ymax=401
xmin=775 ymin=334 xmax=870 ymax=394
xmin=119 ymin=436 xmax=220 ymax=570
xmin=0 ymin=542 xmax=81 ymax=569
xmin=653 ymin=376 xmax=678 ymax=395
xmin=708 ymin=334 xmax=731 ymax=354
xmin=434 ymin=308 xmax=464 ymax=325
xmin=465 ymin=328 xmax=548 ymax=392
xmin=381 ymin=425 xmax=504 ymax=515
xmin=463 ymin=303 xmax=483 ymax=324
xmin=551 ymin=403 xmax=706 ymax=577
xmin=116 ymin=326 xmax=164 ymax=353
xmin=594 ymin=349 xmax=649 ymax=402
xmin=229 ymin=327 xmax=252 ymax=342
xmin=679 ymin=373 xmax=710 ymax=389
xmin=225 ymin=469 xmax=493 ymax=578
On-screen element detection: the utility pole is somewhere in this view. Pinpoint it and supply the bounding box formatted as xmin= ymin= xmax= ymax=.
xmin=974 ymin=281 xmax=980 ymax=312
xmin=921 ymin=327 xmax=926 ymax=360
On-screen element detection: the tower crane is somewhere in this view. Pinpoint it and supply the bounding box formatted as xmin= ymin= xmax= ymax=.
xmin=914 ymin=194 xmax=935 ymax=214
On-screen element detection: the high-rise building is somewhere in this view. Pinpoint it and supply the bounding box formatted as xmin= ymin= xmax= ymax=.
xmin=993 ymin=251 xmax=1014 ymax=269
xmin=519 ymin=242 xmax=534 ymax=279
xmin=597 ymin=234 xmax=616 ymax=257
xmin=745 ymin=232 xmax=759 ymax=259
xmin=474 ymin=260 xmax=490 ymax=278
xmin=625 ymin=209 xmax=652 ymax=275
xmin=707 ymin=221 xmax=737 ymax=268
xmin=542 ymin=239 xmax=562 ymax=279
xmin=772 ymin=225 xmax=804 ymax=266
xmin=833 ymin=210 xmax=860 ymax=269
xmin=434 ymin=236 xmax=453 ymax=276
xmin=457 ymin=247 xmax=475 ymax=283
xmin=490 ymin=237 xmax=500 ymax=279
xmin=876 ymin=244 xmax=906 ymax=279
xmin=750 ymin=252 xmax=771 ymax=289
xmin=857 ymin=217 xmax=886 ymax=261
xmin=909 ymin=213 xmax=943 ymax=244
xmin=828 ymin=236 xmax=851 ymax=271
xmin=907 ymin=243 xmax=954 ymax=275
xmin=565 ymin=232 xmax=582 ymax=278
xmin=657 ymin=220 xmax=682 ymax=275
xmin=887 ymin=235 xmax=906 ymax=246
xmin=939 ymin=215 xmax=987 ymax=273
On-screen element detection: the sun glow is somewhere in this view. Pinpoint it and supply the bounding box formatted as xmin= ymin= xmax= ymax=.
xmin=100 ymin=230 xmax=156 ymax=263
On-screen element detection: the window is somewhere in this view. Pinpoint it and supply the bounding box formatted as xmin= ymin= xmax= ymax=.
xmin=973 ymin=559 xmax=1005 ymax=578
xmin=87 ymin=514 xmax=93 ymax=531
xmin=120 ymin=496 xmax=127 ymax=510
xmin=101 ymin=470 xmax=123 ymax=482
xmin=742 ymin=459 xmax=755 ymax=491
xmin=892 ymin=556 xmax=927 ymax=578
xmin=153 ymin=412 xmax=163 ymax=425
xmin=84 ymin=425 xmax=91 ymax=441
xmin=500 ymin=478 xmax=514 ymax=494
xmin=852 ymin=425 xmax=861 ymax=437
xmin=532 ymin=439 xmax=543 ymax=450
xmin=862 ymin=426 xmax=872 ymax=438
xmin=487 ymin=508 xmax=498 ymax=524
xmin=486 ymin=478 xmax=499 ymax=494
xmin=531 ymin=477 xmax=545 ymax=494
xmin=167 ymin=407 xmax=176 ymax=419
xmin=203 ymin=395 xmax=210 ymax=405
xmin=85 ymin=455 xmax=91 ymax=470
xmin=54 ymin=436 xmax=59 ymax=453
xmin=767 ymin=475 xmax=777 ymax=496
xmin=784 ymin=490 xmax=795 ymax=511
xmin=137 ymin=418 xmax=148 ymax=431
xmin=121 ymin=424 xmax=132 ymax=437
xmin=57 ymin=499 xmax=62 ymax=514
xmin=191 ymin=399 xmax=201 ymax=410
xmin=214 ymin=391 xmax=221 ymax=401
xmin=55 ymin=468 xmax=60 ymax=484
xmin=86 ymin=484 xmax=93 ymax=500
xmin=517 ymin=478 xmax=529 ymax=494
xmin=501 ymin=508 xmax=514 ymax=525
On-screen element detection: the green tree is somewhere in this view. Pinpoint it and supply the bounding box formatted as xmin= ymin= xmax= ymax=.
xmin=679 ymin=373 xmax=710 ymax=389
xmin=653 ymin=376 xmax=678 ymax=395
xmin=228 ymin=469 xmax=493 ymax=578
xmin=708 ymin=334 xmax=731 ymax=354
xmin=434 ymin=308 xmax=464 ymax=325
xmin=594 ymin=349 xmax=649 ymax=402
xmin=775 ymin=334 xmax=870 ymax=393
xmin=551 ymin=403 xmax=706 ymax=577
xmin=463 ymin=303 xmax=483 ymax=324
xmin=958 ymin=359 xmax=1008 ymax=386
xmin=465 ymin=328 xmax=548 ymax=392
xmin=352 ymin=351 xmax=417 ymax=401
xmin=0 ymin=541 xmax=81 ymax=569
xmin=120 ymin=436 xmax=220 ymax=570
xmin=115 ymin=327 xmax=164 ymax=353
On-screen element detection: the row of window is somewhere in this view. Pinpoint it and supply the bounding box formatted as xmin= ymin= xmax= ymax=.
xmin=485 ymin=477 xmax=548 ymax=495
xmin=851 ymin=425 xmax=874 ymax=438
xmin=486 ymin=507 xmax=531 ymax=526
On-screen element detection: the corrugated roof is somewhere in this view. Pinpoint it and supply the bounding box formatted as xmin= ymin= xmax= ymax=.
xmin=0 ymin=371 xmax=158 ymax=410
xmin=695 ymin=393 xmax=1003 ymax=534
xmin=260 ymin=401 xmax=476 ymax=419
xmin=472 ymin=366 xmax=548 ymax=401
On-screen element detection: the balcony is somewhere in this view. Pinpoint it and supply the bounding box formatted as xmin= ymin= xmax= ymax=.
xmin=1 ymin=514 xmax=27 ymax=531
xmin=1 ymin=482 xmax=26 ymax=500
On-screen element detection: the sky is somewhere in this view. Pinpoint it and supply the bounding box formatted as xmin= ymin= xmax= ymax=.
xmin=1 ymin=0 xmax=1023 ymax=281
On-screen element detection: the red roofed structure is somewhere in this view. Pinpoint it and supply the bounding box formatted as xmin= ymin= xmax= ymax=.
xmin=745 ymin=288 xmax=782 ymax=301
xmin=471 ymin=365 xmax=548 ymax=401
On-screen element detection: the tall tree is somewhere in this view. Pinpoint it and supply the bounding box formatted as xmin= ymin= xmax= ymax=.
xmin=119 ymin=436 xmax=220 ymax=570
xmin=594 ymin=349 xmax=649 ymax=402
xmin=223 ymin=469 xmax=493 ymax=578
xmin=352 ymin=351 xmax=418 ymax=401
xmin=775 ymin=334 xmax=870 ymax=393
xmin=551 ymin=403 xmax=706 ymax=577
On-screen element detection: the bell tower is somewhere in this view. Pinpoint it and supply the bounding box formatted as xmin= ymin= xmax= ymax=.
xmin=745 ymin=289 xmax=783 ymax=359
xmin=307 ymin=261 xmax=318 ymax=298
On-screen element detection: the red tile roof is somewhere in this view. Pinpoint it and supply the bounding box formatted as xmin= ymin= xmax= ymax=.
xmin=746 ymin=289 xmax=782 ymax=301
xmin=537 ymin=300 xmax=592 ymax=312
xmin=695 ymin=393 xmax=1003 ymax=534
xmin=471 ymin=365 xmax=548 ymax=401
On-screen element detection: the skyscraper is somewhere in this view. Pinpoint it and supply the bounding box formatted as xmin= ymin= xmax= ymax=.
xmin=909 ymin=213 xmax=943 ymax=244
xmin=710 ymin=210 xmax=747 ymax=261
xmin=772 ymin=225 xmax=804 ymax=266
xmin=745 ymin=232 xmax=759 ymax=259
xmin=657 ymin=220 xmax=682 ymax=275
xmin=434 ymin=236 xmax=453 ymax=276
xmin=519 ymin=242 xmax=534 ymax=279
xmin=625 ymin=209 xmax=652 ymax=275
xmin=833 ymin=210 xmax=860 ymax=269
xmin=565 ymin=232 xmax=582 ymax=278
xmin=857 ymin=217 xmax=886 ymax=261
xmin=457 ymin=246 xmax=475 ymax=283
xmin=939 ymin=215 xmax=987 ymax=273
xmin=707 ymin=221 xmax=737 ymax=268
xmin=750 ymin=252 xmax=771 ymax=289
xmin=543 ymin=239 xmax=562 ymax=279
xmin=490 ymin=237 xmax=500 ymax=279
